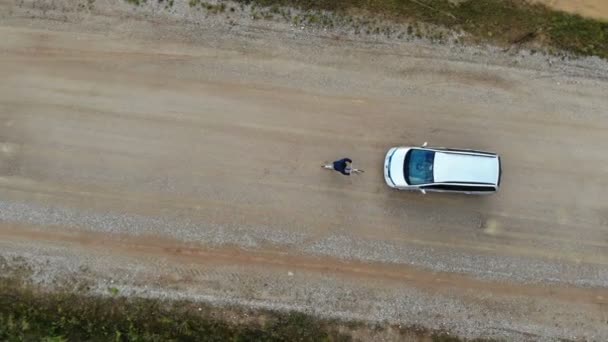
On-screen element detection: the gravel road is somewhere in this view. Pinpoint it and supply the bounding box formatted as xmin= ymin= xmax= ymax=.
xmin=1 ymin=0 xmax=608 ymax=340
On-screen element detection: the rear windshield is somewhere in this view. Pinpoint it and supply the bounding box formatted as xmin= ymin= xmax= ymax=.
xmin=405 ymin=149 xmax=435 ymax=185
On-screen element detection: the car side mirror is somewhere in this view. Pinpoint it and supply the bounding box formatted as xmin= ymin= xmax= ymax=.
xmin=422 ymin=142 xmax=428 ymax=147
xmin=420 ymin=189 xmax=427 ymax=195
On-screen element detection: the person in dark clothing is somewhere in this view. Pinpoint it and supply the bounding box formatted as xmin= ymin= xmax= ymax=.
xmin=331 ymin=158 xmax=353 ymax=176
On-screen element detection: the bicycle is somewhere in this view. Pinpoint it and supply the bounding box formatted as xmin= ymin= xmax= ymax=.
xmin=321 ymin=163 xmax=364 ymax=174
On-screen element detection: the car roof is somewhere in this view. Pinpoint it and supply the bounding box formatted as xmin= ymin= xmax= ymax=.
xmin=432 ymin=150 xmax=499 ymax=185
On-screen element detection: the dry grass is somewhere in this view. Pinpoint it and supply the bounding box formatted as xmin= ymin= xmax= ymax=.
xmin=234 ymin=0 xmax=608 ymax=58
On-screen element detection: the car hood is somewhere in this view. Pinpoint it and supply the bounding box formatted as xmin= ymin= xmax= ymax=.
xmin=388 ymin=148 xmax=409 ymax=187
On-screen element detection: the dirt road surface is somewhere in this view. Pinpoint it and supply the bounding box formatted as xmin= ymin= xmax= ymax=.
xmin=1 ymin=0 xmax=608 ymax=340
xmin=535 ymin=0 xmax=608 ymax=20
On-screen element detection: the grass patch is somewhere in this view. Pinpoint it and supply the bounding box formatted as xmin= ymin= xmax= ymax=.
xmin=232 ymin=0 xmax=608 ymax=58
xmin=107 ymin=287 xmax=120 ymax=296
xmin=0 ymin=285 xmax=352 ymax=341
xmin=188 ymin=0 xmax=227 ymax=13
xmin=0 ymin=266 xmax=494 ymax=342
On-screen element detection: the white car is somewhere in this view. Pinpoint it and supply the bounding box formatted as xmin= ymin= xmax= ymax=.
xmin=384 ymin=143 xmax=501 ymax=194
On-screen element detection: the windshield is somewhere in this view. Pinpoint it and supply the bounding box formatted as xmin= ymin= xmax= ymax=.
xmin=405 ymin=149 xmax=435 ymax=185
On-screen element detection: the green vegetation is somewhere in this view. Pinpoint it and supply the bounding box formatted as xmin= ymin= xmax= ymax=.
xmin=158 ymin=0 xmax=174 ymax=8
xmin=235 ymin=0 xmax=608 ymax=58
xmin=188 ymin=0 xmax=227 ymax=13
xmin=120 ymin=0 xmax=607 ymax=57
xmin=0 ymin=285 xmax=352 ymax=341
xmin=0 ymin=257 xmax=489 ymax=341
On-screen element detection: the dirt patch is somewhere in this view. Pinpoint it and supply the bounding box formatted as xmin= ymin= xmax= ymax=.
xmin=533 ymin=0 xmax=608 ymax=21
